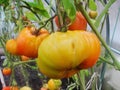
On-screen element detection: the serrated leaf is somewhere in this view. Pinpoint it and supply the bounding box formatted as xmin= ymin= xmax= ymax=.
xmin=2 ymin=59 xmax=8 ymax=66
xmin=26 ymin=1 xmax=50 ymax=18
xmin=89 ymin=0 xmax=97 ymax=11
xmin=61 ymin=0 xmax=76 ymax=21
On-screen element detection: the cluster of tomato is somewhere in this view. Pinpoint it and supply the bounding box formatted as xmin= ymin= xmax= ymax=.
xmin=2 ymin=86 xmax=32 ymax=90
xmin=5 ymin=11 xmax=100 ymax=80
xmin=41 ymin=79 xmax=62 ymax=90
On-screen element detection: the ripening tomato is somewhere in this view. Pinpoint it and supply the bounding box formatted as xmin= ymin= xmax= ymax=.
xmin=40 ymin=87 xmax=47 ymax=90
xmin=5 ymin=39 xmax=17 ymax=55
xmin=21 ymin=55 xmax=30 ymax=61
xmin=20 ymin=86 xmax=32 ymax=90
xmin=47 ymin=79 xmax=62 ymax=90
xmin=37 ymin=30 xmax=100 ymax=79
xmin=2 ymin=67 xmax=12 ymax=76
xmin=2 ymin=86 xmax=10 ymax=90
xmin=6 ymin=26 xmax=49 ymax=58
xmin=54 ymin=11 xmax=87 ymax=30
xmin=89 ymin=10 xmax=98 ymax=19
xmin=16 ymin=27 xmax=49 ymax=58
xmin=10 ymin=86 xmax=19 ymax=90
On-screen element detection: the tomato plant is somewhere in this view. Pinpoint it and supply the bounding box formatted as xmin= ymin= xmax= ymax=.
xmin=37 ymin=30 xmax=100 ymax=79
xmin=2 ymin=67 xmax=12 ymax=76
xmin=0 ymin=0 xmax=118 ymax=90
xmin=55 ymin=12 xmax=87 ymax=30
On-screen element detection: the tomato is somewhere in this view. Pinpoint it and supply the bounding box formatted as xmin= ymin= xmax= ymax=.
xmin=54 ymin=11 xmax=87 ymax=30
xmin=5 ymin=39 xmax=17 ymax=55
xmin=2 ymin=67 xmax=12 ymax=76
xmin=37 ymin=30 xmax=100 ymax=79
xmin=21 ymin=55 xmax=30 ymax=61
xmin=10 ymin=86 xmax=19 ymax=90
xmin=6 ymin=26 xmax=49 ymax=58
xmin=2 ymin=86 xmax=10 ymax=90
xmin=47 ymin=79 xmax=62 ymax=90
xmin=20 ymin=86 xmax=32 ymax=90
xmin=40 ymin=87 xmax=48 ymax=90
xmin=89 ymin=10 xmax=98 ymax=19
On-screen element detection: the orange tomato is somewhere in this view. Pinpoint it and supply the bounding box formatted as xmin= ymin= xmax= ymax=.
xmin=6 ymin=26 xmax=49 ymax=58
xmin=40 ymin=87 xmax=48 ymax=90
xmin=5 ymin=39 xmax=17 ymax=55
xmin=37 ymin=30 xmax=100 ymax=79
xmin=2 ymin=67 xmax=12 ymax=76
xmin=54 ymin=11 xmax=87 ymax=30
xmin=10 ymin=86 xmax=19 ymax=90
xmin=21 ymin=55 xmax=30 ymax=61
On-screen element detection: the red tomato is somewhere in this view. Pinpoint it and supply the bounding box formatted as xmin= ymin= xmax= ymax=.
xmin=2 ymin=86 xmax=10 ymax=90
xmin=55 ymin=11 xmax=87 ymax=30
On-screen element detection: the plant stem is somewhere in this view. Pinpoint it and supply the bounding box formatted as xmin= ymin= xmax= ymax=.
xmin=13 ymin=60 xmax=36 ymax=66
xmin=77 ymin=72 xmax=86 ymax=90
xmin=56 ymin=0 xmax=63 ymax=31
xmin=95 ymin=0 xmax=116 ymax=28
xmin=76 ymin=1 xmax=120 ymax=70
xmin=38 ymin=14 xmax=56 ymax=30
xmin=99 ymin=56 xmax=113 ymax=65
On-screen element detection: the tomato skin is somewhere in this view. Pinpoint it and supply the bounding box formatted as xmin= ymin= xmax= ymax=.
xmin=37 ymin=30 xmax=100 ymax=79
xmin=78 ymin=32 xmax=101 ymax=69
xmin=55 ymin=12 xmax=87 ymax=30
xmin=10 ymin=86 xmax=19 ymax=90
xmin=6 ymin=27 xmax=49 ymax=58
xmin=20 ymin=86 xmax=32 ymax=90
xmin=47 ymin=79 xmax=62 ymax=90
xmin=2 ymin=67 xmax=12 ymax=76
xmin=6 ymin=39 xmax=17 ymax=55
xmin=2 ymin=87 xmax=10 ymax=90
xmin=40 ymin=87 xmax=47 ymax=90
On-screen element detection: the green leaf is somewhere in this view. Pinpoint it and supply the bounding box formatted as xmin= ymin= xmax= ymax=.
xmin=26 ymin=1 xmax=50 ymax=18
xmin=2 ymin=59 xmax=9 ymax=67
xmin=61 ymin=0 xmax=76 ymax=21
xmin=25 ymin=12 xmax=38 ymax=21
xmin=89 ymin=0 xmax=97 ymax=11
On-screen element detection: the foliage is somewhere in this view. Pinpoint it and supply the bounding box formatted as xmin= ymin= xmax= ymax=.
xmin=0 ymin=0 xmax=119 ymax=90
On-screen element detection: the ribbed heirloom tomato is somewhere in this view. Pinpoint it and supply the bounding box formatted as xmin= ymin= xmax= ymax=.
xmin=6 ymin=26 xmax=49 ymax=58
xmin=37 ymin=30 xmax=101 ymax=79
xmin=55 ymin=12 xmax=87 ymax=30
